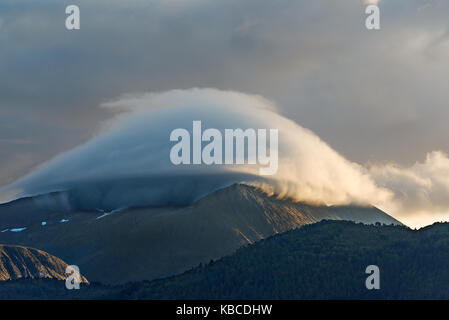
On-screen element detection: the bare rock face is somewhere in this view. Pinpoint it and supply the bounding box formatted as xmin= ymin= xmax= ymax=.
xmin=0 ymin=244 xmax=88 ymax=283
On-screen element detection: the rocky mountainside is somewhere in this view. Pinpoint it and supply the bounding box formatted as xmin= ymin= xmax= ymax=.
xmin=0 ymin=184 xmax=401 ymax=284
xmin=0 ymin=244 xmax=88 ymax=283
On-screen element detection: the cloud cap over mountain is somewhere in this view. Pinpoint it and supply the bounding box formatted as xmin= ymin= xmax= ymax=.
xmin=0 ymin=89 xmax=391 ymax=211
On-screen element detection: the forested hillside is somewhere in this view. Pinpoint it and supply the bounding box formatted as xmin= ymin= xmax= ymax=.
xmin=0 ymin=220 xmax=448 ymax=299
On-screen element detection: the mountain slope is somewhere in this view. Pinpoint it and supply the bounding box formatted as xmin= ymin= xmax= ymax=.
xmin=120 ymin=221 xmax=449 ymax=299
xmin=0 ymin=184 xmax=401 ymax=284
xmin=0 ymin=244 xmax=88 ymax=283
xmin=1 ymin=221 xmax=447 ymax=300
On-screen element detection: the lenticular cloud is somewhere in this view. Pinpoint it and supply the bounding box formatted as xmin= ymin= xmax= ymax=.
xmin=0 ymin=88 xmax=391 ymax=211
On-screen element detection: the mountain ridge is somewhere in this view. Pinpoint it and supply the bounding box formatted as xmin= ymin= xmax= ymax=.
xmin=0 ymin=244 xmax=88 ymax=283
xmin=0 ymin=183 xmax=402 ymax=284
xmin=1 ymin=221 xmax=447 ymax=299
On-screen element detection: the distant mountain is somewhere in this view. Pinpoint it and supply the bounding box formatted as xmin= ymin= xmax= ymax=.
xmin=1 ymin=221 xmax=447 ymax=300
xmin=0 ymin=184 xmax=401 ymax=284
xmin=0 ymin=244 xmax=88 ymax=283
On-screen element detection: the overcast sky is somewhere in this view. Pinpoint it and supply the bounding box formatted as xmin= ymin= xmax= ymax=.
xmin=1 ymin=0 xmax=449 ymax=226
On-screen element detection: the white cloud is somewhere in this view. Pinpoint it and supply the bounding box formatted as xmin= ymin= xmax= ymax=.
xmin=3 ymin=89 xmax=449 ymax=228
xmin=371 ymin=151 xmax=449 ymax=227
xmin=0 ymin=89 xmax=391 ymax=211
